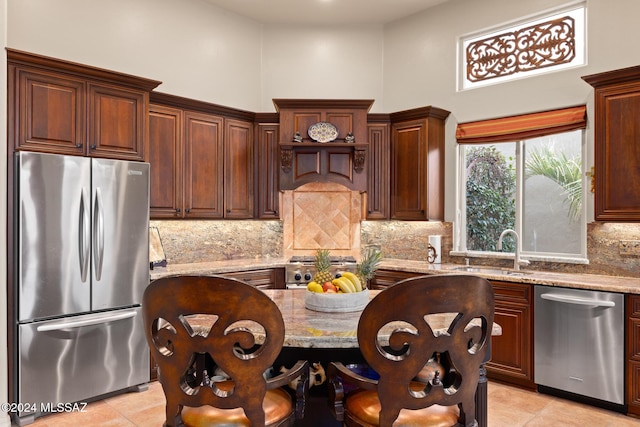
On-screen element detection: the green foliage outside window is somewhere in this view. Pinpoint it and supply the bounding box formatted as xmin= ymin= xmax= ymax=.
xmin=465 ymin=146 xmax=516 ymax=252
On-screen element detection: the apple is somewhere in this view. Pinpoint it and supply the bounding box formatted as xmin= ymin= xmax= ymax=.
xmin=325 ymin=288 xmax=337 ymax=293
xmin=323 ymin=282 xmax=337 ymax=292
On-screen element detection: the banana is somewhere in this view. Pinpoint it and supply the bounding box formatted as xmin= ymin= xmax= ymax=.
xmin=340 ymin=277 xmax=356 ymax=293
xmin=332 ymin=277 xmax=354 ymax=293
xmin=340 ymin=272 xmax=363 ymax=292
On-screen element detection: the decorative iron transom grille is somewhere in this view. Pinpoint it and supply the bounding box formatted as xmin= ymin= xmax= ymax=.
xmin=466 ymin=16 xmax=576 ymax=82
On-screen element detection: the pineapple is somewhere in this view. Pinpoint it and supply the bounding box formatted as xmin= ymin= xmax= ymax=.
xmin=356 ymin=248 xmax=382 ymax=289
xmin=313 ymin=249 xmax=333 ymax=284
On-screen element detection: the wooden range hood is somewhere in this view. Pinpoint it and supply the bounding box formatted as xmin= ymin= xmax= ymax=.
xmin=273 ymin=99 xmax=374 ymax=192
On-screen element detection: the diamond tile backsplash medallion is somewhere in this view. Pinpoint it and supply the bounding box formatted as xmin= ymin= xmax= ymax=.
xmin=282 ymin=182 xmax=363 ymax=260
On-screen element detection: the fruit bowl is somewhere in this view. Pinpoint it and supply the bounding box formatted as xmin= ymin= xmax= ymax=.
xmin=305 ymin=288 xmax=370 ymax=313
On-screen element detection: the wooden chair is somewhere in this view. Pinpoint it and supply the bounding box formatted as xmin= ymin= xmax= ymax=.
xmin=143 ymin=275 xmax=309 ymax=427
xmin=328 ymin=274 xmax=494 ymax=427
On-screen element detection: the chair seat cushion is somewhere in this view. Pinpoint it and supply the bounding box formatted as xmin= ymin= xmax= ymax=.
xmin=345 ymin=389 xmax=460 ymax=427
xmin=181 ymin=388 xmax=294 ymax=427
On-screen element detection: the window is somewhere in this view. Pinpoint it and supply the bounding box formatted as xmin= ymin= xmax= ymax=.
xmin=459 ymin=4 xmax=586 ymax=90
xmin=456 ymin=106 xmax=587 ymax=261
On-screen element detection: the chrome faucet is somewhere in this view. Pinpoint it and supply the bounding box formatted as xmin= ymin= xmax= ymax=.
xmin=497 ymin=229 xmax=530 ymax=271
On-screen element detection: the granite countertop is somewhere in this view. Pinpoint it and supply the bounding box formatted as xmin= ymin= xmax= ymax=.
xmin=150 ymin=257 xmax=290 ymax=280
xmin=150 ymin=257 xmax=640 ymax=294
xmin=377 ymin=259 xmax=640 ymax=294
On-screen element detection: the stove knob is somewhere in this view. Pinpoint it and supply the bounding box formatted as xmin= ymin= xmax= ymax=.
xmin=304 ymin=272 xmax=312 ymax=281
xmin=294 ymin=272 xmax=302 ymax=281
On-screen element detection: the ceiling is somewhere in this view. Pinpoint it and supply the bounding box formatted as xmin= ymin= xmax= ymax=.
xmin=203 ymin=0 xmax=451 ymax=26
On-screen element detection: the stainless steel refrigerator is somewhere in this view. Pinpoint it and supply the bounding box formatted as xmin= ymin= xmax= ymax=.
xmin=13 ymin=151 xmax=150 ymax=425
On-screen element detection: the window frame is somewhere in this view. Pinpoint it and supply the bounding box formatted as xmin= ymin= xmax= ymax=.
xmin=454 ymin=108 xmax=588 ymax=264
xmin=457 ymin=2 xmax=586 ymax=91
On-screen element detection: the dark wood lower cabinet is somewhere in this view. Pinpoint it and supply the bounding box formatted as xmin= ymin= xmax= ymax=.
xmin=486 ymin=280 xmax=535 ymax=389
xmin=626 ymin=295 xmax=640 ymax=417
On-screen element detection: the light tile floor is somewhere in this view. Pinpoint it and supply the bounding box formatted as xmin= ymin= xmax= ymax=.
xmin=13 ymin=380 xmax=640 ymax=426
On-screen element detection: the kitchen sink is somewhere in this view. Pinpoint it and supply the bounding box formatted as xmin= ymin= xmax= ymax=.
xmin=450 ymin=266 xmax=533 ymax=277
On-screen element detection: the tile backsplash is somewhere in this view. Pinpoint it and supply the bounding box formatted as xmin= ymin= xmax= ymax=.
xmin=150 ymin=219 xmax=283 ymax=263
xmin=281 ymin=182 xmax=363 ymax=260
xmin=151 ymin=215 xmax=639 ymax=278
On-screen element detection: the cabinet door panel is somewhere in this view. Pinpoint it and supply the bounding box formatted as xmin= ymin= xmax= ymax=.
xmin=391 ymin=122 xmax=426 ymax=219
xmin=292 ymin=113 xmax=322 ymax=142
xmin=327 ymin=150 xmax=353 ymax=180
xmin=184 ymin=112 xmax=224 ymax=218
xmin=149 ymin=105 xmax=182 ymax=218
xmin=326 ymin=113 xmax=354 ymax=140
xmin=367 ymin=124 xmax=390 ymax=219
xmin=294 ymin=151 xmax=321 ymax=178
xmin=584 ymin=67 xmax=640 ymax=221
xmin=486 ymin=281 xmax=534 ymax=389
xmin=601 ymin=92 xmax=640 ymax=216
xmin=225 ymin=119 xmax=254 ymax=218
xmin=256 ymin=124 xmax=280 ymax=218
xmin=628 ymin=295 xmax=640 ymax=416
xmin=14 ymin=67 xmax=86 ymax=155
xmin=88 ymin=83 xmax=146 ymax=161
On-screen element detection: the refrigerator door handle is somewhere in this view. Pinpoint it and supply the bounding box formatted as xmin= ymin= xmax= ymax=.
xmin=79 ymin=188 xmax=90 ymax=282
xmin=35 ymin=309 xmax=138 ymax=332
xmin=93 ymin=187 xmax=105 ymax=281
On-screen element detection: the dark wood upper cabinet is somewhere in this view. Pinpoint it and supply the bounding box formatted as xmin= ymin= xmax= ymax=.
xmin=183 ymin=111 xmax=225 ymax=218
xmin=583 ymin=66 xmax=640 ymax=221
xmin=8 ymin=49 xmax=160 ymax=161
xmin=147 ymin=96 xmax=450 ymax=221
xmin=88 ymin=83 xmax=148 ymax=160
xmin=389 ymin=106 xmax=450 ymax=220
xmin=366 ymin=118 xmax=390 ymax=219
xmin=224 ymin=118 xmax=254 ymax=218
xmin=148 ymin=93 xmax=255 ymax=219
xmin=148 ymin=104 xmax=183 ymax=218
xmin=255 ymin=116 xmax=280 ymax=219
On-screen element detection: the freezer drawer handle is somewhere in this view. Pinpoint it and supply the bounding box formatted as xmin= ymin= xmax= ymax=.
xmin=540 ymin=293 xmax=616 ymax=307
xmin=36 ymin=309 xmax=137 ymax=332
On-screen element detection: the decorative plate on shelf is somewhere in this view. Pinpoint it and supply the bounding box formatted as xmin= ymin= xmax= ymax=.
xmin=308 ymin=122 xmax=338 ymax=143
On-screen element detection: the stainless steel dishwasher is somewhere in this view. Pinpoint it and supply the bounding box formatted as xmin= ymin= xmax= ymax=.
xmin=534 ymin=285 xmax=624 ymax=405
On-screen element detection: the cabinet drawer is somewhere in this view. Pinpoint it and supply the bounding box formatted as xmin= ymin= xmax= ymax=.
xmin=371 ymin=270 xmax=420 ymax=289
xmin=224 ymin=269 xmax=284 ymax=289
xmin=629 ymin=294 xmax=640 ymax=318
xmin=491 ymin=280 xmax=530 ymax=304
xmin=629 ymin=361 xmax=640 ymax=413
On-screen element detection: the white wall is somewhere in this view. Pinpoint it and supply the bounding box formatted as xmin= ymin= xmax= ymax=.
xmin=260 ymin=24 xmax=385 ymax=112
xmin=6 ymin=0 xmax=388 ymax=113
xmin=383 ymin=0 xmax=640 ymax=221
xmin=7 ymin=0 xmax=264 ymax=111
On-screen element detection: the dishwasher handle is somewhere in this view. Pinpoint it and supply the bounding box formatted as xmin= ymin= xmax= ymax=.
xmin=540 ymin=292 xmax=616 ymax=307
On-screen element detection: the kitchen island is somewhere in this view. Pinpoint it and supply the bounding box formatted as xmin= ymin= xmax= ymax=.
xmin=150 ymin=258 xmax=640 ymax=417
